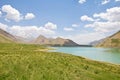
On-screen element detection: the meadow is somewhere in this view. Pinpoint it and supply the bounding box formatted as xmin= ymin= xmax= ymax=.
xmin=0 ymin=43 xmax=120 ymax=80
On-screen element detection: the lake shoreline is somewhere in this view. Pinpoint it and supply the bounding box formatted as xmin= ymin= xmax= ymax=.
xmin=51 ymin=47 xmax=120 ymax=64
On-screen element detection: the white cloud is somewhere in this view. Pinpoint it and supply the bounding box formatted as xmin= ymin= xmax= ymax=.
xmin=2 ymin=5 xmax=23 ymax=22
xmin=0 ymin=22 xmax=57 ymax=39
xmin=81 ymin=15 xmax=94 ymax=21
xmin=25 ymin=13 xmax=35 ymax=20
xmin=0 ymin=23 xmax=8 ymax=31
xmin=85 ymin=21 xmax=120 ymax=33
xmin=78 ymin=0 xmax=86 ymax=4
xmin=1 ymin=5 xmax=35 ymax=22
xmin=44 ymin=22 xmax=57 ymax=30
xmin=115 ymin=0 xmax=120 ymax=2
xmin=0 ymin=11 xmax=2 ymax=17
xmin=86 ymin=7 xmax=120 ymax=33
xmin=93 ymin=7 xmax=120 ymax=22
xmin=72 ymin=24 xmax=79 ymax=27
xmin=101 ymin=0 xmax=110 ymax=5
xmin=64 ymin=27 xmax=74 ymax=31
xmin=66 ymin=32 xmax=105 ymax=44
xmin=9 ymin=25 xmax=55 ymax=38
xmin=74 ymin=6 xmax=120 ymax=44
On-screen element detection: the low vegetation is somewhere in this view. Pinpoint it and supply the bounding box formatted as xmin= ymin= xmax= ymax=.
xmin=111 ymin=39 xmax=120 ymax=46
xmin=0 ymin=43 xmax=120 ymax=80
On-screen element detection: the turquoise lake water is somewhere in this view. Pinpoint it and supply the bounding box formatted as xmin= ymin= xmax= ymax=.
xmin=52 ymin=47 xmax=120 ymax=64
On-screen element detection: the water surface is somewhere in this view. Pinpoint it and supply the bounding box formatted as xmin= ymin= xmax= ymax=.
xmin=51 ymin=47 xmax=120 ymax=64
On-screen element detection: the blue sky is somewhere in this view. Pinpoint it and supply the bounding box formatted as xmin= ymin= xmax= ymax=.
xmin=0 ymin=0 xmax=120 ymax=44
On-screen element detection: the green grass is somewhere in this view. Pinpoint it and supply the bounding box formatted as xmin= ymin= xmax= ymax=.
xmin=0 ymin=43 xmax=120 ymax=80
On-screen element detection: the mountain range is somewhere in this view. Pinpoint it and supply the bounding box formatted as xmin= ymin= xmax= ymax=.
xmin=0 ymin=28 xmax=120 ymax=47
xmin=96 ymin=31 xmax=120 ymax=47
xmin=0 ymin=28 xmax=79 ymax=46
xmin=32 ymin=35 xmax=79 ymax=46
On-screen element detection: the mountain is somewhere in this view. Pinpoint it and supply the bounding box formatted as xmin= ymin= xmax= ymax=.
xmin=96 ymin=31 xmax=120 ymax=47
xmin=32 ymin=35 xmax=79 ymax=46
xmin=90 ymin=39 xmax=104 ymax=46
xmin=0 ymin=28 xmax=18 ymax=43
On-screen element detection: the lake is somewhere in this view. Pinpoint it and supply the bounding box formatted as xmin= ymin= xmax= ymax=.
xmin=51 ymin=47 xmax=120 ymax=64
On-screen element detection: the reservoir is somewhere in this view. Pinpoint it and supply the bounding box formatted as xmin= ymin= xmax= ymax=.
xmin=52 ymin=47 xmax=120 ymax=64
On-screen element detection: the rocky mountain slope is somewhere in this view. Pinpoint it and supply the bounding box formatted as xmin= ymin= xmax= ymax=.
xmin=32 ymin=35 xmax=79 ymax=46
xmin=96 ymin=31 xmax=120 ymax=47
xmin=90 ymin=39 xmax=104 ymax=46
xmin=0 ymin=28 xmax=18 ymax=43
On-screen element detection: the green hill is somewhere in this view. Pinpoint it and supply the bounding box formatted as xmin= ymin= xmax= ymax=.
xmin=0 ymin=43 xmax=120 ymax=80
xmin=96 ymin=31 xmax=120 ymax=47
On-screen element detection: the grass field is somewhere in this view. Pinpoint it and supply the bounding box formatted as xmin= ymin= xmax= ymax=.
xmin=0 ymin=43 xmax=120 ymax=80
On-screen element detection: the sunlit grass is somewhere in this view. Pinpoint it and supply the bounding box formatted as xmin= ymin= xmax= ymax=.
xmin=0 ymin=43 xmax=120 ymax=80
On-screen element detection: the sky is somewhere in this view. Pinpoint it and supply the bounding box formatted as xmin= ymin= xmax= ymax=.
xmin=0 ymin=0 xmax=120 ymax=44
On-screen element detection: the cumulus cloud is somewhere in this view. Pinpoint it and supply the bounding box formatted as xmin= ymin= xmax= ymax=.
xmin=25 ymin=13 xmax=35 ymax=20
xmin=2 ymin=5 xmax=23 ymax=22
xmin=78 ymin=0 xmax=86 ymax=4
xmin=44 ymin=22 xmax=57 ymax=30
xmin=65 ymin=6 xmax=120 ymax=44
xmin=70 ymin=6 xmax=120 ymax=44
xmin=93 ymin=7 xmax=120 ymax=22
xmin=1 ymin=5 xmax=35 ymax=22
xmin=81 ymin=15 xmax=94 ymax=21
xmin=101 ymin=0 xmax=110 ymax=5
xmin=64 ymin=27 xmax=74 ymax=31
xmin=0 ymin=22 xmax=57 ymax=38
xmin=85 ymin=21 xmax=120 ymax=33
xmin=9 ymin=25 xmax=55 ymax=38
xmin=84 ymin=7 xmax=120 ymax=33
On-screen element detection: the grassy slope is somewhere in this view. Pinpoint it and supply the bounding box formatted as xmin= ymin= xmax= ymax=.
xmin=0 ymin=43 xmax=120 ymax=80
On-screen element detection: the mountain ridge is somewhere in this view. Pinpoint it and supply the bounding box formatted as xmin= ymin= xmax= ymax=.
xmin=32 ymin=35 xmax=80 ymax=46
xmin=96 ymin=30 xmax=120 ymax=47
xmin=0 ymin=28 xmax=18 ymax=43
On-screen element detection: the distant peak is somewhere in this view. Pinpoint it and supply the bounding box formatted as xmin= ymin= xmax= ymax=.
xmin=38 ymin=35 xmax=46 ymax=38
xmin=33 ymin=35 xmax=79 ymax=46
xmin=56 ymin=37 xmax=65 ymax=40
xmin=56 ymin=37 xmax=62 ymax=39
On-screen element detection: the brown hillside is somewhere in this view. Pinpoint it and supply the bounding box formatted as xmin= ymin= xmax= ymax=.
xmin=0 ymin=28 xmax=17 ymax=43
xmin=32 ymin=35 xmax=79 ymax=46
xmin=96 ymin=31 xmax=120 ymax=47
